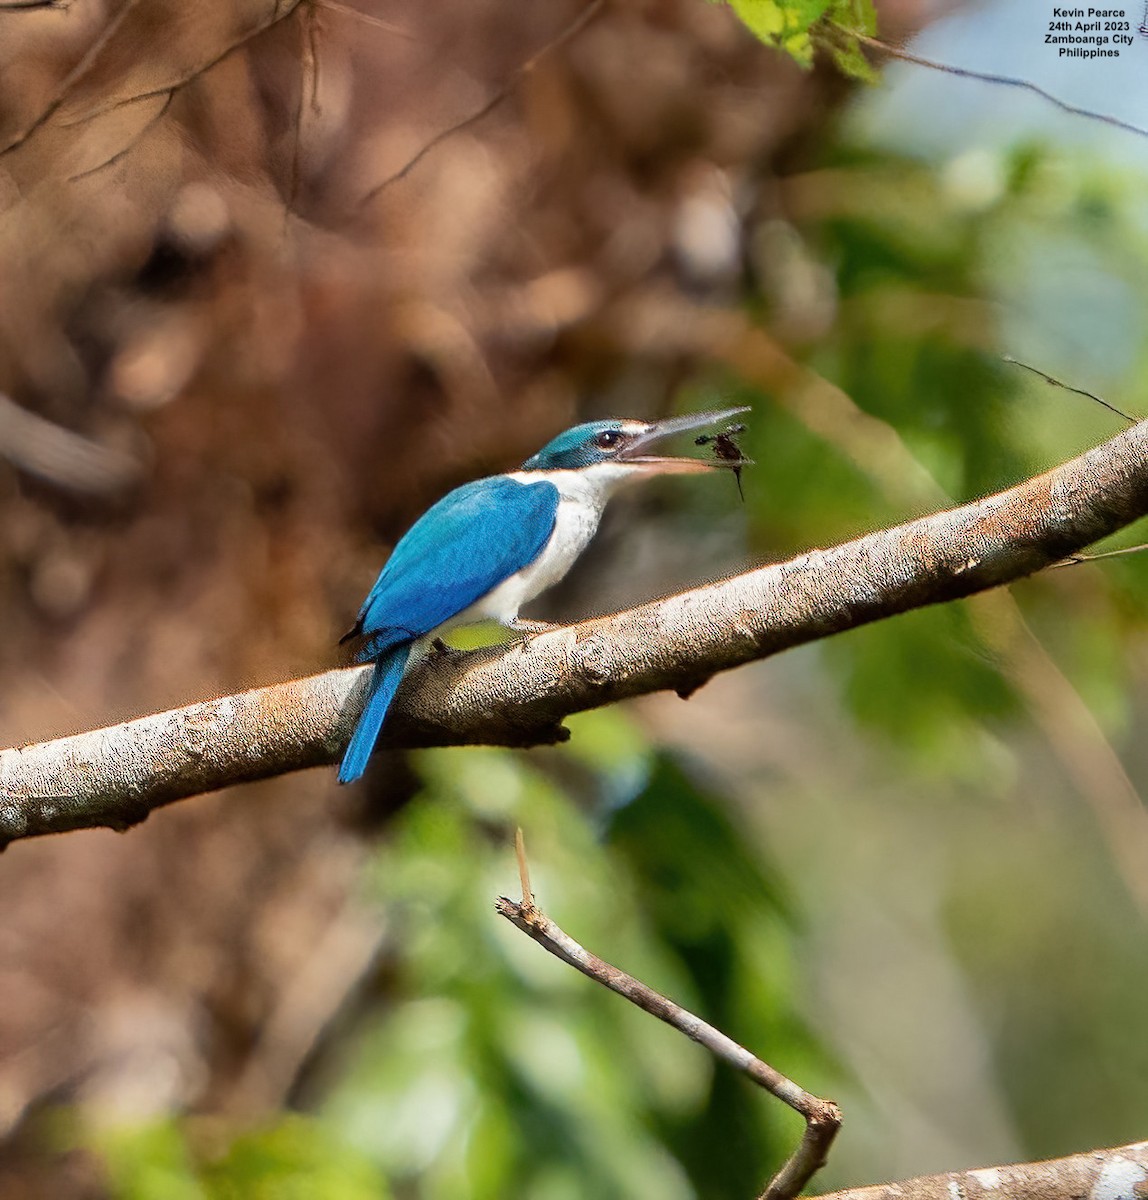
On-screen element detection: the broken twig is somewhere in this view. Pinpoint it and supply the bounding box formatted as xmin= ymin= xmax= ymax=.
xmin=497 ymin=833 xmax=841 ymax=1200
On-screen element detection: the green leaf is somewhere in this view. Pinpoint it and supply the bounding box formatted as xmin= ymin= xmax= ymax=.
xmin=726 ymin=0 xmax=876 ymax=73
xmin=832 ymin=0 xmax=877 ymax=35
xmin=728 ymin=0 xmax=785 ymax=42
xmin=823 ymin=31 xmax=880 ymax=82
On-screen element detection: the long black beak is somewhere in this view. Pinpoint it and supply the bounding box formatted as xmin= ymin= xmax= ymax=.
xmin=617 ymin=406 xmax=751 ymax=473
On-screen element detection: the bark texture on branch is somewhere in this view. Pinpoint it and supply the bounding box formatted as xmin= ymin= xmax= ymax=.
xmin=812 ymin=1139 xmax=1148 ymax=1200
xmin=4 ymin=417 xmax=1148 ymax=843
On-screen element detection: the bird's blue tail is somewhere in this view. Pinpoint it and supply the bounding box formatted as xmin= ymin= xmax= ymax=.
xmin=338 ymin=644 xmax=413 ymax=784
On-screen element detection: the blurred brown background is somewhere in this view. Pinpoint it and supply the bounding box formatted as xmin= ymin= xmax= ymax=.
xmin=0 ymin=1 xmax=912 ymax=1193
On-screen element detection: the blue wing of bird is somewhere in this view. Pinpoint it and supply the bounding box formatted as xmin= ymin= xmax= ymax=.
xmin=338 ymin=475 xmax=560 ymax=784
xmin=348 ymin=474 xmax=561 ymax=656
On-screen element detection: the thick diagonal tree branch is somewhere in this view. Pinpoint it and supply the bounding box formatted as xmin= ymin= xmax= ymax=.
xmin=4 ymin=418 xmax=1148 ymax=844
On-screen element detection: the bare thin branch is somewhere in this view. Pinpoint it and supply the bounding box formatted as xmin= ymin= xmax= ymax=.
xmin=316 ymin=0 xmax=412 ymax=39
xmin=0 ymin=392 xmax=143 ymax=494
xmin=0 ymin=0 xmax=143 ymax=157
xmin=288 ymin=2 xmax=321 ymax=212
xmin=810 ymin=1138 xmax=1148 ymax=1200
xmin=305 ymin=3 xmax=322 ymax=117
xmin=858 ymin=33 xmax=1148 ymax=142
xmin=513 ymin=827 xmax=533 ymax=904
xmin=60 ymin=0 xmax=305 ymax=128
xmin=6 ymin=418 xmax=1148 ymax=842
xmin=357 ymin=0 xmax=605 ymax=207
xmin=1003 ymin=356 xmax=1136 ymax=424
xmin=1055 ymin=540 xmax=1148 ymax=566
xmin=496 ymin=859 xmax=840 ymax=1200
xmin=67 ymin=90 xmax=174 ymax=182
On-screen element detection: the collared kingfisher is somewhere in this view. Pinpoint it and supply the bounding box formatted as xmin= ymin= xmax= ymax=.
xmin=338 ymin=406 xmax=749 ymax=783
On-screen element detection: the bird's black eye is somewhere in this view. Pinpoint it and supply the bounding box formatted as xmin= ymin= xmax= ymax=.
xmin=594 ymin=430 xmax=624 ymax=450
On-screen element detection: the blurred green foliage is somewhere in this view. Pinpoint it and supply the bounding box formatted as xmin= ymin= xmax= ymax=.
xmin=90 ymin=1115 xmax=388 ymax=1200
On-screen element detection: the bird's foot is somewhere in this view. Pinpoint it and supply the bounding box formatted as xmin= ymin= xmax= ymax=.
xmin=507 ymin=619 xmax=561 ymax=635
xmin=429 ymin=636 xmax=463 ymax=661
xmin=507 ymin=618 xmax=562 ymax=651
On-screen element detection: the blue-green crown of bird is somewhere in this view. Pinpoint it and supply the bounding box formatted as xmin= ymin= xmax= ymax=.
xmin=521 ymin=420 xmax=646 ymax=470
